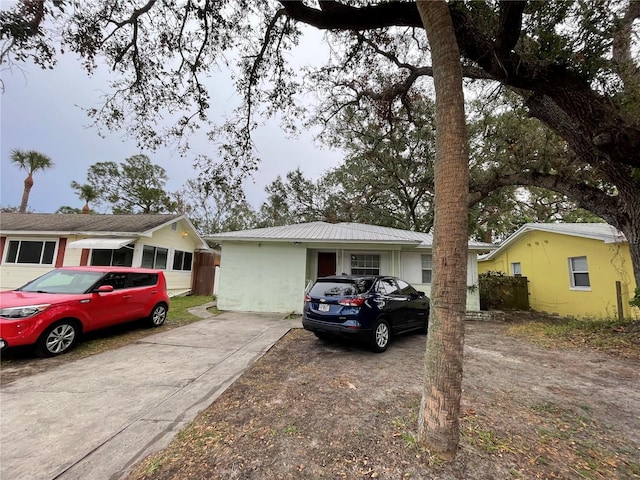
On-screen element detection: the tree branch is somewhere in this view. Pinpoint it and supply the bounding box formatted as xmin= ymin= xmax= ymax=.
xmin=495 ymin=1 xmax=525 ymax=57
xmin=279 ymin=1 xmax=422 ymax=30
xmin=612 ymin=0 xmax=640 ymax=89
xmin=470 ymin=170 xmax=621 ymax=225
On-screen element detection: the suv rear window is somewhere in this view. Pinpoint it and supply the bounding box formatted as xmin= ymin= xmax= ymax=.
xmin=309 ymin=279 xmax=374 ymax=297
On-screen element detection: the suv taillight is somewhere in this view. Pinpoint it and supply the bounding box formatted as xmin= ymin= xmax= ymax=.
xmin=304 ymin=294 xmax=311 ymax=302
xmin=338 ymin=296 xmax=365 ymax=307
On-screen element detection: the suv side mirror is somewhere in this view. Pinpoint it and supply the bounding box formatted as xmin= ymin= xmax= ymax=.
xmin=96 ymin=285 xmax=114 ymax=293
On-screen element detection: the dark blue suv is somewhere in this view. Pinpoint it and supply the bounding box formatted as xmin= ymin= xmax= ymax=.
xmin=302 ymin=275 xmax=430 ymax=352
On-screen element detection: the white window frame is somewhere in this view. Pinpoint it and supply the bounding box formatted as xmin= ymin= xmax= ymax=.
xmin=141 ymin=245 xmax=169 ymax=269
xmin=568 ymin=256 xmax=591 ymax=290
xmin=421 ymin=254 xmax=433 ymax=284
xmin=511 ymin=262 xmax=522 ymax=276
xmin=350 ymin=254 xmax=380 ymax=275
xmin=172 ymin=249 xmax=193 ymax=271
xmin=90 ymin=244 xmax=135 ymax=267
xmin=3 ymin=238 xmax=58 ymax=265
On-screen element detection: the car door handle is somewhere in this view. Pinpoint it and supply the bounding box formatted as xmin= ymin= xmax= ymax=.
xmin=123 ymin=295 xmax=132 ymax=299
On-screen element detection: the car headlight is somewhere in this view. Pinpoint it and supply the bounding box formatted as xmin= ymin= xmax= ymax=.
xmin=0 ymin=304 xmax=51 ymax=319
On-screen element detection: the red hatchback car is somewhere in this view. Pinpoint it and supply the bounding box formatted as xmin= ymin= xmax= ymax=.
xmin=0 ymin=266 xmax=170 ymax=356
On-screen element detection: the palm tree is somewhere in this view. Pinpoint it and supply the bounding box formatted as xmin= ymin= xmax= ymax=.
xmin=416 ymin=1 xmax=470 ymax=460
xmin=10 ymin=149 xmax=54 ymax=213
xmin=71 ymin=181 xmax=99 ymax=213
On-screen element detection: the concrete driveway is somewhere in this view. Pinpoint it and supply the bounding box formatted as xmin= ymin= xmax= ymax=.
xmin=0 ymin=308 xmax=300 ymax=480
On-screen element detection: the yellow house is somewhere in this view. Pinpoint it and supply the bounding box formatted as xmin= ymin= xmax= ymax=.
xmin=478 ymin=223 xmax=639 ymax=320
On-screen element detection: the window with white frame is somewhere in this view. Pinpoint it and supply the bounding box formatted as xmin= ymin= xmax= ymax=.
xmin=421 ymin=254 xmax=433 ymax=283
xmin=91 ymin=245 xmax=134 ymax=267
xmin=511 ymin=262 xmax=522 ymax=276
xmin=350 ymin=254 xmax=380 ymax=275
xmin=4 ymin=240 xmax=56 ymax=265
xmin=569 ymin=256 xmax=590 ymax=288
xmin=141 ymin=245 xmax=168 ymax=269
xmin=173 ymin=250 xmax=193 ymax=271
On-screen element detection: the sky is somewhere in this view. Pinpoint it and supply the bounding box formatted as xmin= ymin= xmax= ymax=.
xmin=0 ymin=24 xmax=344 ymax=214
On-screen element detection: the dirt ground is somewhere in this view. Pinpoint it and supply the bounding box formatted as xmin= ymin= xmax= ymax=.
xmin=124 ymin=321 xmax=639 ymax=480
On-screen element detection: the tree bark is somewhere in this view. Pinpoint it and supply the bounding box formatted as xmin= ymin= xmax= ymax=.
xmin=19 ymin=174 xmax=33 ymax=213
xmin=415 ymin=1 xmax=469 ymax=460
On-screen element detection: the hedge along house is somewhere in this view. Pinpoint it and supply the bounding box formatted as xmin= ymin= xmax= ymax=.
xmin=478 ymin=223 xmax=639 ymax=320
xmin=205 ymin=222 xmax=495 ymax=314
xmin=0 ymin=213 xmax=210 ymax=296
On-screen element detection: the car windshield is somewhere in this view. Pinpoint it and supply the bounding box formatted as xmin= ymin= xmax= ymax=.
xmin=309 ymin=279 xmax=374 ymax=297
xmin=19 ymin=270 xmax=105 ymax=294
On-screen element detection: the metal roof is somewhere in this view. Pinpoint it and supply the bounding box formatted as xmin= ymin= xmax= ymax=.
xmin=206 ymin=222 xmax=495 ymax=251
xmin=480 ymin=222 xmax=627 ymax=261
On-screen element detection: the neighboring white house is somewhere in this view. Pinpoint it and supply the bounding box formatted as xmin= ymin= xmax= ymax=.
xmin=0 ymin=213 xmax=210 ymax=295
xmin=205 ymin=222 xmax=495 ymax=314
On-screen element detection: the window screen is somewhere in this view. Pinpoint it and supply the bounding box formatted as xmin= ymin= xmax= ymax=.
xmin=421 ymin=254 xmax=433 ymax=283
xmin=350 ymin=254 xmax=380 ymax=275
xmin=569 ymin=256 xmax=590 ymax=288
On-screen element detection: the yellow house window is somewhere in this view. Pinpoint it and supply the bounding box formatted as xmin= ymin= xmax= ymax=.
xmin=569 ymin=256 xmax=590 ymax=289
xmin=511 ymin=262 xmax=522 ymax=276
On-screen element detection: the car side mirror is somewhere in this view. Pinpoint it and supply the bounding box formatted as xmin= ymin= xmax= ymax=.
xmin=96 ymin=285 xmax=114 ymax=293
xmin=416 ymin=291 xmax=425 ymax=297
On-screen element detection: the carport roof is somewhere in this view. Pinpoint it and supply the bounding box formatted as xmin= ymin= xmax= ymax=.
xmin=206 ymin=222 xmax=495 ymax=251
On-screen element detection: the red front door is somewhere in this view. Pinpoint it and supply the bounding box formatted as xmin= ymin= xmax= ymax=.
xmin=317 ymin=252 xmax=336 ymax=277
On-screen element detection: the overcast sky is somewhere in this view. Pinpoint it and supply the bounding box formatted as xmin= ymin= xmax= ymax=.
xmin=0 ymin=25 xmax=343 ymax=214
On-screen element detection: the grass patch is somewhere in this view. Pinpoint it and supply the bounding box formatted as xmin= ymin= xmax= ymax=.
xmin=527 ymin=401 xmax=634 ymax=479
xmin=461 ymin=416 xmax=516 ymax=455
xmin=168 ymin=295 xmax=215 ymax=324
xmin=506 ymin=317 xmax=640 ymax=359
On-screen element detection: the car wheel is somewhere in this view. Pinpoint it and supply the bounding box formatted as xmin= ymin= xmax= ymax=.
xmin=36 ymin=321 xmax=79 ymax=357
xmin=148 ymin=303 xmax=168 ymax=327
xmin=370 ymin=319 xmax=391 ymax=353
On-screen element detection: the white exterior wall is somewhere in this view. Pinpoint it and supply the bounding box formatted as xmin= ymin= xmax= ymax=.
xmin=398 ymin=251 xmax=481 ymax=311
xmin=1 ymin=235 xmax=66 ymax=290
xmin=0 ymin=264 xmax=53 ymax=291
xmin=1 ymin=221 xmax=203 ymax=293
xmin=134 ymin=221 xmax=201 ymax=293
xmin=217 ymin=242 xmax=307 ymax=313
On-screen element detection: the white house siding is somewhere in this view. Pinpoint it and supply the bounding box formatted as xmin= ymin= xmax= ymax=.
xmin=0 ymin=224 xmax=201 ymax=293
xmin=399 ymin=251 xmax=481 ymax=311
xmin=131 ymin=222 xmax=201 ymax=293
xmin=0 ymin=265 xmax=53 ymax=291
xmin=0 ymin=235 xmax=66 ymax=290
xmin=62 ymin=238 xmax=83 ymax=266
xmin=300 ymin=246 xmax=481 ymax=312
xmin=217 ymin=242 xmax=307 ymax=313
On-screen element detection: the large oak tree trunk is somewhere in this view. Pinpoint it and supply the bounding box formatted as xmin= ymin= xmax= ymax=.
xmin=416 ymin=1 xmax=470 ymax=460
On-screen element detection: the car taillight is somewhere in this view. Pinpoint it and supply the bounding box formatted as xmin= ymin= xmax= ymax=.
xmin=304 ymin=294 xmax=311 ymax=302
xmin=338 ymin=296 xmax=365 ymax=307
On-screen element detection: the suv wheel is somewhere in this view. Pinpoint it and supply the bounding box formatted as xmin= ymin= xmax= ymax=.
xmin=370 ymin=319 xmax=390 ymax=353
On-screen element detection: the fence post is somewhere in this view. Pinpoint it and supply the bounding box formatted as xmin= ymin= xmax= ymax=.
xmin=616 ymin=281 xmax=624 ymax=321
